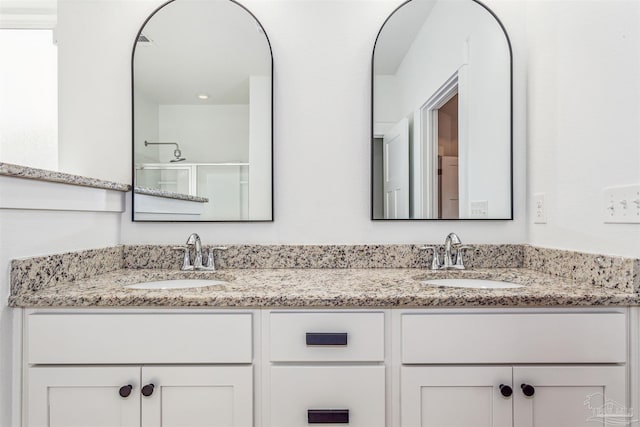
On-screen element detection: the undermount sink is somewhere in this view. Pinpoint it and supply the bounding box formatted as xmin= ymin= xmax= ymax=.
xmin=124 ymin=279 xmax=229 ymax=290
xmin=422 ymin=279 xmax=524 ymax=289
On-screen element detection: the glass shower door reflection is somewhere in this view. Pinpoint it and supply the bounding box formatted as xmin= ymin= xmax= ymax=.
xmin=196 ymin=165 xmax=249 ymax=221
xmin=135 ymin=166 xmax=192 ymax=195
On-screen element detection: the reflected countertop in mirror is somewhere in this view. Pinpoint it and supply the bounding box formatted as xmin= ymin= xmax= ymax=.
xmin=372 ymin=0 xmax=512 ymax=220
xmin=132 ymin=0 xmax=273 ymax=222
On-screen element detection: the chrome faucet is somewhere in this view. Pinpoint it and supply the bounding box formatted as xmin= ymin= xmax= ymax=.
xmin=173 ymin=233 xmax=227 ymax=271
xmin=186 ymin=233 xmax=203 ymax=269
xmin=420 ymin=232 xmax=472 ymax=270
xmin=443 ymin=232 xmax=462 ymax=269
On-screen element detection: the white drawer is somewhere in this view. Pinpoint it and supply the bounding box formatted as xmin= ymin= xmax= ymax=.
xmin=269 ymin=312 xmax=385 ymax=362
xmin=270 ymin=366 xmax=385 ymax=427
xmin=402 ymin=312 xmax=626 ymax=364
xmin=27 ymin=313 xmax=253 ymax=364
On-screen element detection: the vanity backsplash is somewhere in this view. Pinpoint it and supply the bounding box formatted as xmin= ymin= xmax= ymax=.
xmin=10 ymin=244 xmax=639 ymax=296
xmin=123 ymin=244 xmax=523 ymax=270
xmin=524 ymin=246 xmax=640 ymax=293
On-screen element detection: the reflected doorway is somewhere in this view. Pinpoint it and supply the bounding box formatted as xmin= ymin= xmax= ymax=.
xmin=437 ymin=94 xmax=459 ymax=219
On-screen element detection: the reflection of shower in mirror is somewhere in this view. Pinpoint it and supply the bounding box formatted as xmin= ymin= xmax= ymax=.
xmin=144 ymin=140 xmax=186 ymax=162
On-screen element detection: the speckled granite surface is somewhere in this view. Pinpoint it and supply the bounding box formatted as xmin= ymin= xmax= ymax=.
xmin=9 ymin=267 xmax=638 ymax=308
xmin=0 ymin=162 xmax=131 ymax=192
xmin=524 ymin=246 xmax=640 ymax=293
xmin=123 ymin=244 xmax=524 ymax=270
xmin=134 ymin=186 xmax=209 ymax=203
xmin=9 ymin=244 xmax=640 ymax=308
xmin=11 ymin=247 xmax=124 ymax=294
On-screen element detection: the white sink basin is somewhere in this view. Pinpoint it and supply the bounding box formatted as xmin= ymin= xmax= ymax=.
xmin=124 ymin=279 xmax=228 ymax=290
xmin=422 ymin=279 xmax=524 ymax=289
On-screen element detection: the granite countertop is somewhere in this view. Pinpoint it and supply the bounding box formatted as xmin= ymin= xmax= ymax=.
xmin=0 ymin=162 xmax=131 ymax=192
xmin=10 ymin=267 xmax=639 ymax=308
xmin=134 ymin=186 xmax=209 ymax=203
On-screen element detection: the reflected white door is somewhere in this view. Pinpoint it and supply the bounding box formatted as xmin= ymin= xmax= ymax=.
xmin=383 ymin=117 xmax=409 ymax=219
xmin=440 ymin=155 xmax=459 ymax=218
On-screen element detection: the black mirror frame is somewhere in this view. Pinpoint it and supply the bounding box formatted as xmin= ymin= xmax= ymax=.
xmin=131 ymin=0 xmax=274 ymax=223
xmin=370 ymin=0 xmax=514 ymax=221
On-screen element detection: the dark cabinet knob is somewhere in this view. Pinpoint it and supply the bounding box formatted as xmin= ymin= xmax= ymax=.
xmin=141 ymin=383 xmax=155 ymax=397
xmin=499 ymin=384 xmax=513 ymax=397
xmin=521 ymin=383 xmax=535 ymax=397
xmin=118 ymin=384 xmax=133 ymax=398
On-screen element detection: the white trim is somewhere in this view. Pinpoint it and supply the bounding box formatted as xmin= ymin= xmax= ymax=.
xmin=411 ymin=110 xmax=423 ymax=218
xmin=13 ymin=308 xmax=23 ymax=427
xmin=0 ymin=1 xmax=56 ymax=29
xmin=457 ymin=64 xmax=470 ymax=217
xmin=629 ymin=307 xmax=639 ymax=427
xmin=0 ymin=15 xmax=56 ymax=29
xmin=419 ymin=71 xmax=460 ymax=218
xmin=0 ymin=176 xmax=125 ymax=213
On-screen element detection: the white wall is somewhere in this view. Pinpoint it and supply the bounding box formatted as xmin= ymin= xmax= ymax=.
xmin=133 ymin=88 xmax=159 ymax=164
xmin=0 ymin=29 xmax=58 ymax=170
xmin=249 ymin=75 xmax=272 ymax=220
xmin=158 ymin=104 xmax=249 ymax=163
xmin=55 ymin=0 xmax=527 ymax=245
xmin=57 ymin=0 xmax=161 ymax=182
xmin=0 ymin=179 xmax=124 ymax=426
xmin=526 ymin=0 xmax=640 ymax=258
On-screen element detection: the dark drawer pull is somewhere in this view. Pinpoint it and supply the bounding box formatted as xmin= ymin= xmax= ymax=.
xmin=306 ymin=333 xmax=348 ymax=346
xmin=307 ymin=409 xmax=349 ymax=424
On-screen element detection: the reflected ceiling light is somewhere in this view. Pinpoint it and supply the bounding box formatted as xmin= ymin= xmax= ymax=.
xmin=197 ymin=94 xmax=209 ymax=100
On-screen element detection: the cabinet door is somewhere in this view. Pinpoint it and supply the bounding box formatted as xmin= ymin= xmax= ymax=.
xmin=27 ymin=366 xmax=140 ymax=427
xmin=513 ymin=366 xmax=628 ymax=427
xmin=141 ymin=366 xmax=253 ymax=427
xmin=401 ymin=366 xmax=513 ymax=427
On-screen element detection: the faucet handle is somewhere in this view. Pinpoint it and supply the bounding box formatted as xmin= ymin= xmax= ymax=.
xmin=454 ymin=245 xmax=473 ymax=269
xmin=205 ymin=247 xmax=228 ymax=269
xmin=419 ymin=246 xmax=441 ymax=270
xmin=172 ymin=246 xmax=192 ymax=270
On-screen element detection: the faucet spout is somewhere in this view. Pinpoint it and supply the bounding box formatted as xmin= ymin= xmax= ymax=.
xmin=186 ymin=233 xmax=203 ymax=268
xmin=443 ymin=232 xmax=462 ymax=269
xmin=444 ymin=232 xmax=461 ymax=253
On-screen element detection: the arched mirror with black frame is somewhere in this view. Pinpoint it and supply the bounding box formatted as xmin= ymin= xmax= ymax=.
xmin=372 ymin=0 xmax=512 ymax=220
xmin=132 ymin=0 xmax=273 ymax=222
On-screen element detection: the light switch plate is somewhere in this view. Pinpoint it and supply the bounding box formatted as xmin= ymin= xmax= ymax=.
xmin=533 ymin=193 xmax=546 ymax=224
xmin=603 ymin=184 xmax=640 ymax=224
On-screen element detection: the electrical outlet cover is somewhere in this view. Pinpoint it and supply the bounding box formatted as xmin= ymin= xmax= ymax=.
xmin=533 ymin=193 xmax=546 ymax=224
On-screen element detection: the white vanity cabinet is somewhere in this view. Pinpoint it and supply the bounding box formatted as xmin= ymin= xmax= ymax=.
xmin=23 ymin=311 xmax=255 ymax=427
xmin=264 ymin=311 xmax=387 ymax=427
xmin=399 ymin=311 xmax=629 ymax=427
xmin=28 ymin=366 xmax=141 ymax=427
xmin=28 ymin=365 xmax=252 ymax=427
xmin=21 ymin=307 xmax=632 ymax=427
xmin=401 ymin=365 xmax=626 ymax=427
